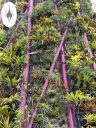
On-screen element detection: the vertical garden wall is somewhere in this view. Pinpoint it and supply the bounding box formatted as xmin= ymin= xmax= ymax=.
xmin=0 ymin=0 xmax=96 ymax=128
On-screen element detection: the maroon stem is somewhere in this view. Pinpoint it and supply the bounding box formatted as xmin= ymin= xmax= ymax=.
xmin=54 ymin=3 xmax=75 ymax=128
xmin=19 ymin=1 xmax=33 ymax=128
xmin=28 ymin=28 xmax=68 ymax=128
xmin=83 ymin=32 xmax=96 ymax=70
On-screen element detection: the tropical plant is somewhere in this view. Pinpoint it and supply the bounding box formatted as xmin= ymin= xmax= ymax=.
xmin=0 ymin=0 xmax=96 ymax=128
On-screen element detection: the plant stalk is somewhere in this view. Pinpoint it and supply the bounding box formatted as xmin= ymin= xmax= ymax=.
xmin=54 ymin=3 xmax=76 ymax=128
xmin=19 ymin=0 xmax=33 ymax=128
xmin=28 ymin=28 xmax=68 ymax=128
xmin=60 ymin=27 xmax=76 ymax=128
xmin=83 ymin=32 xmax=96 ymax=70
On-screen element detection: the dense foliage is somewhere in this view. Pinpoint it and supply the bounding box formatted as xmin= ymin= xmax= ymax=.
xmin=0 ymin=0 xmax=96 ymax=128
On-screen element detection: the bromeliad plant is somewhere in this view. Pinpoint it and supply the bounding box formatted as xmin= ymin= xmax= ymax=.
xmin=0 ymin=29 xmax=6 ymax=47
xmin=0 ymin=0 xmax=96 ymax=128
xmin=0 ymin=43 xmax=26 ymax=97
xmin=83 ymin=114 xmax=96 ymax=128
xmin=65 ymin=90 xmax=95 ymax=106
xmin=32 ymin=0 xmax=53 ymax=20
xmin=32 ymin=17 xmax=60 ymax=45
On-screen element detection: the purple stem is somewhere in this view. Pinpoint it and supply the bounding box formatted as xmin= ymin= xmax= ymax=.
xmin=54 ymin=3 xmax=75 ymax=128
xmin=60 ymin=46 xmax=69 ymax=90
xmin=6 ymin=9 xmax=28 ymax=48
xmin=19 ymin=1 xmax=33 ymax=128
xmin=54 ymin=4 xmax=69 ymax=89
xmin=28 ymin=28 xmax=68 ymax=128
xmin=0 ymin=14 xmax=1 ymax=23
xmin=83 ymin=32 xmax=96 ymax=70
xmin=60 ymin=46 xmax=76 ymax=128
xmin=40 ymin=29 xmax=68 ymax=96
